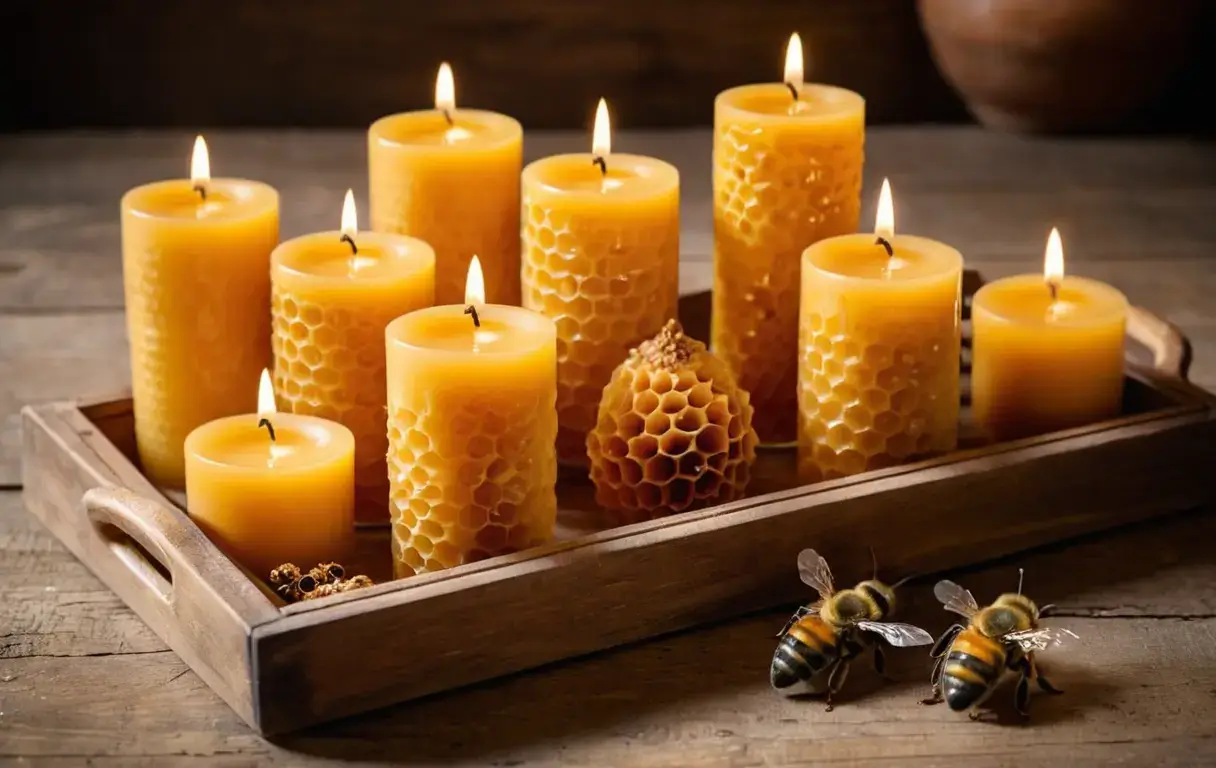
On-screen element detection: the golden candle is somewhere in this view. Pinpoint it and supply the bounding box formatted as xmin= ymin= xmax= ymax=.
xmin=271 ymin=191 xmax=435 ymax=525
xmin=713 ymin=33 xmax=865 ymax=444
xmin=122 ymin=136 xmax=279 ymax=488
xmin=522 ymin=99 xmax=680 ymax=464
xmin=385 ymin=258 xmax=558 ymax=577
xmin=798 ymin=180 xmax=962 ymax=482
xmin=369 ymin=62 xmax=522 ymax=305
xmin=972 ymin=229 xmax=1128 ymax=441
xmin=185 ymin=370 xmax=355 ymax=577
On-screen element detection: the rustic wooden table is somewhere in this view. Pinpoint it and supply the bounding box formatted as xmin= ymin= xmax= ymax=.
xmin=2 ymin=128 xmax=1215 ymax=766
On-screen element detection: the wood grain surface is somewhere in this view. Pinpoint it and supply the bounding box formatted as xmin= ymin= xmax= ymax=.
xmin=2 ymin=128 xmax=1216 ymax=764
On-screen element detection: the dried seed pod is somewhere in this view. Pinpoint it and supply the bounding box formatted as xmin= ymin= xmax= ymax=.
xmin=587 ymin=320 xmax=758 ymax=524
xmin=300 ymin=574 xmax=376 ymax=600
xmin=308 ymin=562 xmax=345 ymax=585
xmin=269 ymin=563 xmax=304 ymax=601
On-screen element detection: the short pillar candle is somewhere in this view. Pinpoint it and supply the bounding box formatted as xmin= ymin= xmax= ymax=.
xmin=521 ymin=99 xmax=679 ymax=464
xmin=122 ymin=136 xmax=278 ymax=488
xmin=713 ymin=33 xmax=865 ymax=444
xmin=798 ymin=180 xmax=962 ymax=482
xmin=385 ymin=258 xmax=558 ymax=577
xmin=971 ymin=228 xmax=1128 ymax=441
xmin=369 ymin=63 xmax=522 ymax=305
xmin=271 ymin=191 xmax=434 ymax=524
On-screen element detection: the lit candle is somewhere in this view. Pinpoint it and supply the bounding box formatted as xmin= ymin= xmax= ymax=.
xmin=369 ymin=62 xmax=523 ymax=305
xmin=385 ymin=258 xmax=558 ymax=577
xmin=184 ymin=370 xmax=355 ymax=577
xmin=798 ymin=180 xmax=962 ymax=481
xmin=121 ymin=136 xmax=279 ymax=488
xmin=521 ymin=98 xmax=680 ymax=464
xmin=271 ymin=190 xmax=434 ymax=524
xmin=713 ymin=33 xmax=865 ymax=445
xmin=972 ymin=229 xmax=1128 ymax=441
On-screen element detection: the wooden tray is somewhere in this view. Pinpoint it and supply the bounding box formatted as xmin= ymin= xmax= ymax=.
xmin=20 ymin=271 xmax=1215 ymax=734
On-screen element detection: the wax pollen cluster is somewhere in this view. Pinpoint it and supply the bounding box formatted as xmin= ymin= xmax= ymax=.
xmin=587 ymin=320 xmax=759 ymax=524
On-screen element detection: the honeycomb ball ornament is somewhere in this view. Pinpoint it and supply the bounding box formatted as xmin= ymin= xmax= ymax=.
xmin=587 ymin=320 xmax=759 ymax=524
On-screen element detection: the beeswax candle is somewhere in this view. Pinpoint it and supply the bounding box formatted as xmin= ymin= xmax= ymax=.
xmin=713 ymin=34 xmax=865 ymax=444
xmin=271 ymin=191 xmax=435 ymax=525
xmin=386 ymin=258 xmax=558 ymax=577
xmin=798 ymin=180 xmax=962 ymax=482
xmin=522 ymin=99 xmax=679 ymax=464
xmin=369 ymin=63 xmax=522 ymax=305
xmin=122 ymin=136 xmax=278 ymax=488
xmin=972 ymin=229 xmax=1128 ymax=441
xmin=185 ymin=371 xmax=355 ymax=577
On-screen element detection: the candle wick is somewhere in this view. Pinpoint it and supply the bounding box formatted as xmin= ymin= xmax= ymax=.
xmin=1048 ymin=280 xmax=1060 ymax=304
xmin=192 ymin=183 xmax=208 ymax=202
xmin=464 ymin=305 xmax=481 ymax=328
xmin=258 ymin=417 xmax=276 ymax=442
xmin=785 ymin=82 xmax=800 ymax=102
xmin=340 ymin=233 xmax=358 ymax=255
xmin=592 ymin=155 xmax=607 ymax=177
xmin=442 ymin=109 xmax=454 ymax=126
xmin=875 ymin=236 xmax=894 ymax=258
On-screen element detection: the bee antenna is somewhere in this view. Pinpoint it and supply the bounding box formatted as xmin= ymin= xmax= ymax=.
xmin=869 ymin=546 xmax=878 ymax=580
xmin=1017 ymin=567 xmax=1025 ymax=596
xmin=891 ymin=574 xmax=914 ymax=590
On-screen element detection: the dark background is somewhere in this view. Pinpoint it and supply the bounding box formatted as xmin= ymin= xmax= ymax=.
xmin=1 ymin=0 xmax=1211 ymax=131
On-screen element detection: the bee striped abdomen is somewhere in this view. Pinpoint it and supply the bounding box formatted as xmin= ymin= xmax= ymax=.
xmin=771 ymin=616 xmax=839 ymax=689
xmin=942 ymin=629 xmax=1005 ymax=711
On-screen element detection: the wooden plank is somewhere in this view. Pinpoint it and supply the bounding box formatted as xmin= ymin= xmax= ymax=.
xmin=2 ymin=617 xmax=1214 ymax=764
xmin=0 ymin=1 xmax=964 ymax=130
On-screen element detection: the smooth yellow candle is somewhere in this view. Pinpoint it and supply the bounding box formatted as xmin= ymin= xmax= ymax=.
xmin=386 ymin=259 xmax=557 ymax=577
xmin=271 ymin=191 xmax=435 ymax=525
xmin=369 ymin=63 xmax=522 ymax=305
xmin=972 ymin=229 xmax=1128 ymax=442
xmin=522 ymin=99 xmax=679 ymax=464
xmin=122 ymin=136 xmax=278 ymax=488
xmin=798 ymin=180 xmax=962 ymax=482
xmin=185 ymin=371 xmax=355 ymax=578
xmin=713 ymin=33 xmax=865 ymax=444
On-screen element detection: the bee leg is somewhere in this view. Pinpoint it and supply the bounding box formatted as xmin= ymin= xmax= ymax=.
xmin=968 ymin=709 xmax=982 ymax=721
xmin=929 ymin=624 xmax=963 ymax=659
xmin=873 ymin=643 xmax=886 ymax=676
xmin=1015 ymin=673 xmax=1031 ymax=718
xmin=1038 ymin=604 xmax=1056 ymax=618
xmin=919 ymin=654 xmax=947 ymax=705
xmin=824 ymin=659 xmax=852 ymax=712
xmin=1031 ymin=657 xmax=1064 ymax=695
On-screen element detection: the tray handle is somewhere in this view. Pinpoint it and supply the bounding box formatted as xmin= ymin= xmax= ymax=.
xmin=82 ymin=486 xmax=206 ymax=605
xmin=1127 ymin=306 xmax=1192 ymax=382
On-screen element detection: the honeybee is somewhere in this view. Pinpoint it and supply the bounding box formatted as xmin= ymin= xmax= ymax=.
xmin=921 ymin=571 xmax=1076 ymax=719
xmin=268 ymin=562 xmax=374 ymax=602
xmin=771 ymin=549 xmax=933 ymax=710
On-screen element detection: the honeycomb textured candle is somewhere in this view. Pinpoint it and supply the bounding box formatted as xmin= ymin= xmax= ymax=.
xmin=271 ymin=232 xmax=435 ymax=524
xmin=797 ymin=235 xmax=962 ymax=482
xmin=522 ymin=154 xmax=680 ymax=464
xmin=121 ymin=180 xmax=279 ymax=488
xmin=386 ymin=306 xmax=558 ymax=576
xmin=712 ymin=85 xmax=864 ymax=444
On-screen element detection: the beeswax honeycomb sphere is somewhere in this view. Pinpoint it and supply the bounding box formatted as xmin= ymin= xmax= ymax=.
xmin=587 ymin=320 xmax=758 ymax=524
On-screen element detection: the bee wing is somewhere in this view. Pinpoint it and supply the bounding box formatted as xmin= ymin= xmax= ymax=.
xmin=797 ymin=549 xmax=836 ymax=601
xmin=1004 ymin=627 xmax=1079 ymax=653
xmin=856 ymin=621 xmax=935 ymax=647
xmin=934 ymin=580 xmax=980 ymax=618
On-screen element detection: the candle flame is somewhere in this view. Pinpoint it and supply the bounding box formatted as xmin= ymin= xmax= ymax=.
xmin=784 ymin=33 xmax=804 ymax=90
xmin=435 ymin=62 xmax=455 ymax=113
xmin=592 ymin=98 xmax=611 ymax=158
xmin=257 ymin=369 xmax=276 ymax=416
xmin=465 ymin=255 xmax=485 ymax=306
xmin=190 ymin=135 xmax=210 ymax=184
xmin=1044 ymin=227 xmax=1065 ymax=286
xmin=875 ymin=178 xmax=895 ymax=241
xmin=340 ymin=189 xmax=357 ymax=239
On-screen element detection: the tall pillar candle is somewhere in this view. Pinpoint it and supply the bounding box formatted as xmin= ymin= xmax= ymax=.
xmin=713 ymin=33 xmax=865 ymax=444
xmin=798 ymin=181 xmax=962 ymax=482
xmin=369 ymin=63 xmax=522 ymax=305
xmin=386 ymin=259 xmax=558 ymax=577
xmin=972 ymin=229 xmax=1128 ymax=441
xmin=521 ymin=99 xmax=679 ymax=464
xmin=185 ymin=371 xmax=355 ymax=577
xmin=271 ymin=191 xmax=435 ymax=524
xmin=122 ymin=136 xmax=278 ymax=488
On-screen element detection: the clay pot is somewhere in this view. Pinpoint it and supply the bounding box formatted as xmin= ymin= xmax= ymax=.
xmin=916 ymin=0 xmax=1205 ymax=133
